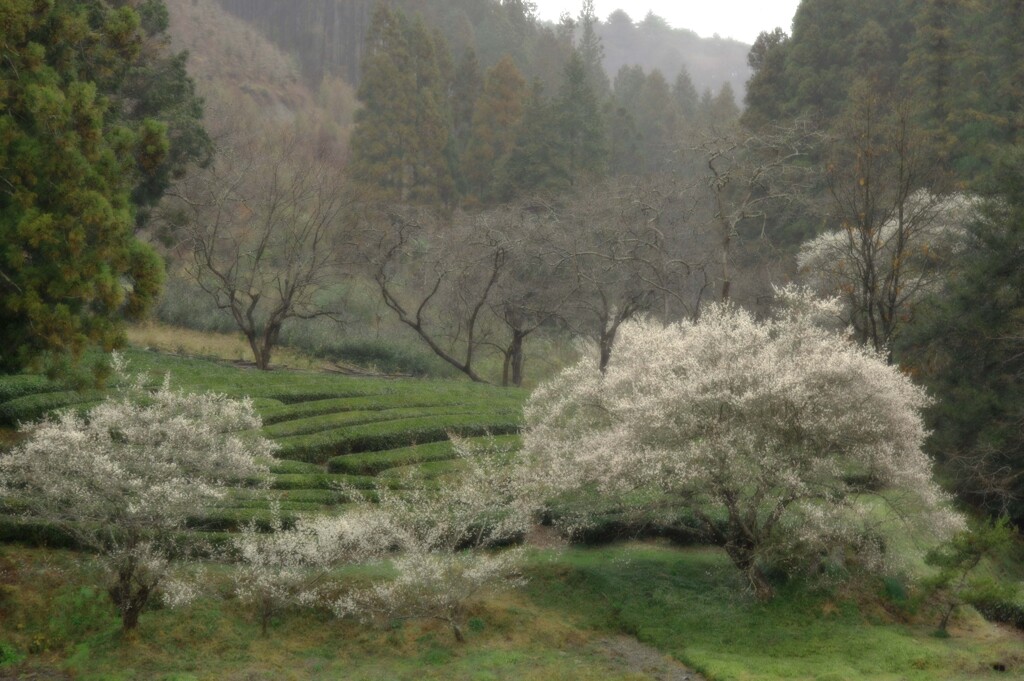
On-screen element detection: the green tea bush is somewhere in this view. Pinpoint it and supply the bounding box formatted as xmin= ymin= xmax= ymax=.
xmin=261 ymin=406 xmax=498 ymax=439
xmin=280 ymin=413 xmax=521 ymax=463
xmin=328 ymin=435 xmax=520 ymax=475
xmin=0 ymin=374 xmax=58 ymax=402
xmin=0 ymin=390 xmax=105 ymax=425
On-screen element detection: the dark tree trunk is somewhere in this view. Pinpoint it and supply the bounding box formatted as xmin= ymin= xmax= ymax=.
xmin=509 ymin=329 xmax=525 ymax=387
xmin=109 ymin=559 xmax=153 ymax=632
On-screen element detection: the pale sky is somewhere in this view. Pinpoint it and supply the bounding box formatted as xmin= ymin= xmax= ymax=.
xmin=532 ymin=0 xmax=802 ymax=44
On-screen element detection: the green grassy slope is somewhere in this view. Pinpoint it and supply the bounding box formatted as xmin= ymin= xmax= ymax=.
xmin=0 ymin=349 xmax=526 ymax=537
xmin=0 ymin=544 xmax=1020 ymax=680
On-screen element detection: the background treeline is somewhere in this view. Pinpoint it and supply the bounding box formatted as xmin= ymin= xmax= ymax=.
xmin=744 ymin=0 xmax=1024 ymax=183
xmin=213 ymin=0 xmax=751 ymax=97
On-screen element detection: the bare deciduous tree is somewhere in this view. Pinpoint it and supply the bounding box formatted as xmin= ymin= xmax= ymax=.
xmin=808 ymin=84 xmax=961 ymax=356
xmin=366 ymin=207 xmax=509 ymax=383
xmin=686 ymin=119 xmax=821 ymax=303
xmin=550 ymin=178 xmax=709 ymax=372
xmin=168 ymin=125 xmax=348 ymax=369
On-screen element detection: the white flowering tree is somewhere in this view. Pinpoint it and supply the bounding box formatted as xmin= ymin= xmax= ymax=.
xmin=233 ymin=436 xmax=531 ymax=641
xmin=231 ymin=504 xmax=392 ymax=635
xmin=0 ymin=365 xmax=274 ymax=630
xmin=805 ymin=171 xmax=974 ymax=356
xmin=522 ymin=289 xmax=963 ymax=599
xmin=332 ymin=436 xmax=530 ymax=641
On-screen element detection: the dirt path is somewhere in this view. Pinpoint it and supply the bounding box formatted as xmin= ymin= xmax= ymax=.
xmin=594 ymin=635 xmax=707 ymax=681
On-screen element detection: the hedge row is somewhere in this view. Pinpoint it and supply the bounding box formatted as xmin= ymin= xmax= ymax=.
xmin=0 ymin=516 xmax=234 ymax=551
xmin=0 ymin=375 xmax=58 ymax=402
xmin=267 ymin=459 xmax=322 ymax=475
xmin=378 ymin=458 xmax=468 ymax=480
xmin=269 ymin=473 xmax=385 ymax=491
xmin=224 ymin=488 xmax=351 ymax=507
xmin=258 ymin=390 xmax=520 ymax=426
xmin=972 ymin=596 xmax=1024 ymax=630
xmin=277 ymin=412 xmax=521 ymax=464
xmin=261 ymin=405 xmax=508 ymax=440
xmin=329 ymin=434 xmax=521 ymax=475
xmin=0 ymin=390 xmax=105 ymax=425
xmin=184 ymin=508 xmax=304 ymax=532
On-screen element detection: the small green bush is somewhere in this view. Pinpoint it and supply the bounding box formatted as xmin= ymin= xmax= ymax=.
xmin=0 ymin=390 xmax=105 ymax=425
xmin=279 ymin=412 xmax=521 ymax=464
xmin=0 ymin=374 xmax=58 ymax=402
xmin=328 ymin=434 xmax=521 ymax=475
xmin=0 ymin=640 xmax=24 ymax=667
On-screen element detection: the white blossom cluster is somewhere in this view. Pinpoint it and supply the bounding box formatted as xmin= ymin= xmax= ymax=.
xmin=229 ymin=503 xmax=394 ymax=633
xmin=230 ymin=436 xmax=531 ymax=640
xmin=0 ymin=359 xmax=274 ymax=628
xmin=798 ymin=191 xmax=975 ymax=326
xmin=522 ymin=289 xmax=964 ymax=595
xmin=0 ymin=370 xmax=273 ymax=538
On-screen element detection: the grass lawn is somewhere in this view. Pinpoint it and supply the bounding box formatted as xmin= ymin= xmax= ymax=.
xmin=525 ymin=543 xmax=1024 ymax=681
xmin=0 ymin=543 xmax=1020 ymax=680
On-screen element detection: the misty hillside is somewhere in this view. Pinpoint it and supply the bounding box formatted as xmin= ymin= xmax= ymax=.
xmin=165 ymin=0 xmax=358 ymax=151
xmin=598 ymin=10 xmax=751 ymax=101
xmin=206 ymin=0 xmax=749 ymax=97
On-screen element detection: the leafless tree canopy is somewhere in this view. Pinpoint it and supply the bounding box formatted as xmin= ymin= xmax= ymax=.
xmin=166 ymin=125 xmax=350 ymax=369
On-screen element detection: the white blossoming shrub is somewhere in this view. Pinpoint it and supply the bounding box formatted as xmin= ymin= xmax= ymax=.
xmin=0 ymin=362 xmax=274 ymax=630
xmin=522 ymin=292 xmax=964 ymax=598
xmin=334 ymin=548 xmax=524 ymax=642
xmin=331 ymin=436 xmax=530 ymax=641
xmin=233 ymin=436 xmax=530 ymax=641
xmin=231 ymin=504 xmax=393 ymax=635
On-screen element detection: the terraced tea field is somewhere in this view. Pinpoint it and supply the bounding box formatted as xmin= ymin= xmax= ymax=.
xmin=0 ymin=349 xmax=526 ymax=544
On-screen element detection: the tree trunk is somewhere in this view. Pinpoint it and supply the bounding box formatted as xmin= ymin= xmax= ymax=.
xmin=599 ymin=330 xmax=614 ymax=373
xmin=509 ymin=329 xmax=525 ymax=387
xmin=724 ymin=542 xmax=774 ymax=601
xmin=109 ymin=561 xmax=152 ymax=632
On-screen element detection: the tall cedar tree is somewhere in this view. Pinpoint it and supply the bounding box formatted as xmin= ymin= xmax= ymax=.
xmin=115 ymin=0 xmax=211 ymax=228
xmin=899 ymin=147 xmax=1024 ymax=524
xmin=497 ymin=81 xmax=569 ymax=199
xmin=349 ymin=6 xmax=454 ymax=206
xmin=741 ymin=0 xmax=1024 ymax=184
xmin=556 ymin=51 xmax=608 ymax=186
xmin=462 ymin=56 xmax=527 ymax=203
xmin=673 ymin=67 xmax=699 ymax=122
xmin=610 ymin=65 xmax=644 ymax=175
xmin=0 ymin=0 xmax=166 ymax=377
xmin=451 ymin=47 xmax=483 ymax=158
xmin=577 ymin=0 xmax=610 ymax=96
xmin=635 ymin=69 xmax=677 ymax=172
xmin=742 ymin=28 xmax=789 ymax=129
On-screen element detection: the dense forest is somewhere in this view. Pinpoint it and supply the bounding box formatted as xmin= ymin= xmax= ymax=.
xmin=3 ymin=0 xmax=1024 ymax=677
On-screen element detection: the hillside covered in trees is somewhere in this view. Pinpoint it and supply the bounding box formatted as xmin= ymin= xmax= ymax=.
xmin=3 ymin=0 xmax=1024 ymax=678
